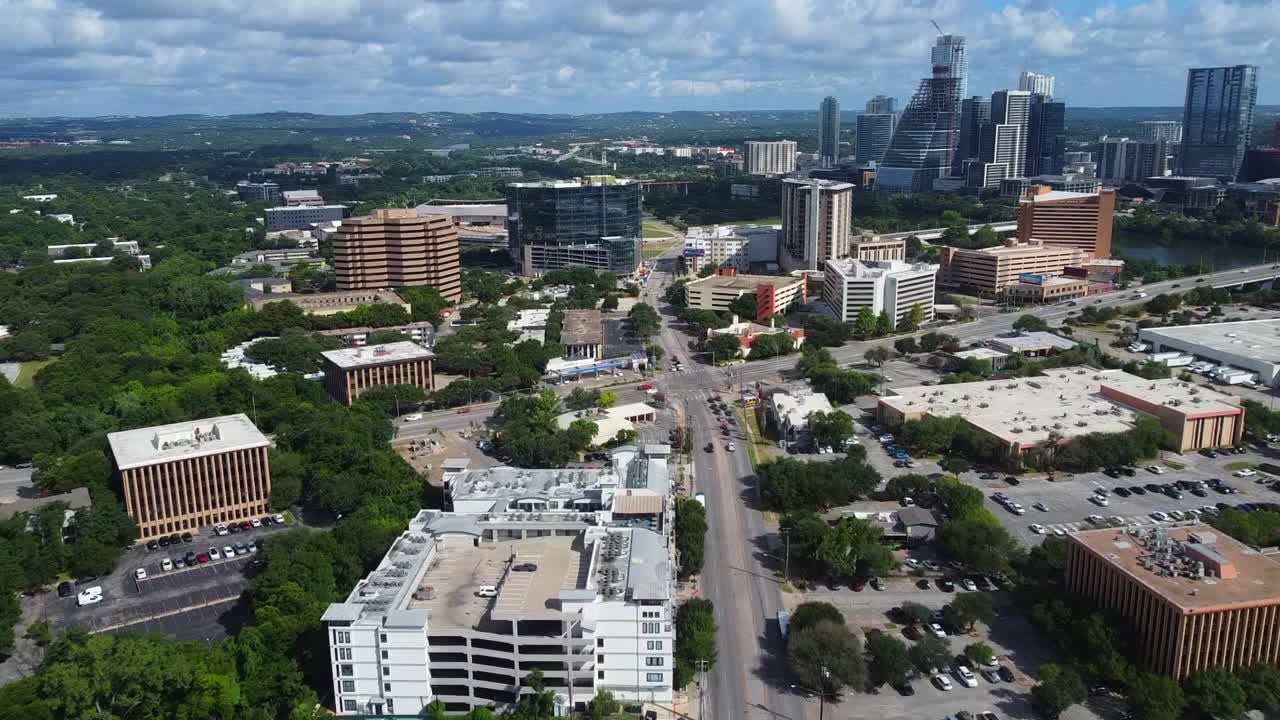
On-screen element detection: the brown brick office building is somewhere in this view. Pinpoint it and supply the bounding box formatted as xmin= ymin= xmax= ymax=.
xmin=1017 ymin=185 xmax=1117 ymax=257
xmin=332 ymin=208 xmax=462 ymax=301
xmin=107 ymin=414 xmax=272 ymax=540
xmin=321 ymin=341 xmax=435 ymax=406
xmin=1066 ymin=526 xmax=1280 ymax=678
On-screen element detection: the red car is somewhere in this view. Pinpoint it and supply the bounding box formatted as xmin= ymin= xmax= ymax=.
xmin=457 ymin=406 xmax=472 ymax=414
xmin=637 ymin=383 xmax=654 ymax=391
xmin=197 ymin=553 xmax=210 ymax=564
xmin=851 ymin=577 xmax=868 ymax=592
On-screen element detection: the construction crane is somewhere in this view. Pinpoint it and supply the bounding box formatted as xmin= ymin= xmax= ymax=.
xmin=931 ymin=19 xmax=944 ymax=36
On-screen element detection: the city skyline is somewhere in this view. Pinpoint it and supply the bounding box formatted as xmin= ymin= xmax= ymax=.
xmin=3 ymin=0 xmax=1279 ymax=118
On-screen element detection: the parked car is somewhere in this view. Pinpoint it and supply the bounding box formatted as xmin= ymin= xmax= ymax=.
xmin=57 ymin=581 xmax=73 ymax=597
xmin=933 ymin=674 xmax=953 ymax=691
xmin=134 ymin=568 xmax=147 ymax=580
xmin=208 ymin=547 xmax=222 ymax=561
xmin=955 ymin=666 xmax=978 ymax=688
xmin=929 ymin=623 xmax=947 ymax=638
xmin=76 ymin=587 xmax=103 ymax=607
xmin=998 ymin=666 xmax=1016 ymax=682
xmin=161 ymin=558 xmax=173 ymax=571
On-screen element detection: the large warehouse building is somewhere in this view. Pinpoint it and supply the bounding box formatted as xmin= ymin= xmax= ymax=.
xmin=1068 ymin=525 xmax=1280 ymax=678
xmin=1138 ymin=319 xmax=1280 ymax=387
xmin=878 ymin=367 xmax=1244 ymax=456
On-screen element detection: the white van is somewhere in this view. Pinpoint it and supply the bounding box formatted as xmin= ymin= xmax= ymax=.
xmin=476 ymin=585 xmax=498 ymax=598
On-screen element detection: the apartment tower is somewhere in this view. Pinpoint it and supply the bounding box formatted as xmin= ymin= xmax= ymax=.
xmin=1017 ymin=185 xmax=1116 ymax=257
xmin=781 ymin=178 xmax=854 ymax=271
xmin=877 ymin=38 xmax=963 ymax=192
xmin=855 ymin=114 xmax=897 ymax=165
xmin=1017 ymin=71 xmax=1056 ymax=97
xmin=745 ymin=140 xmax=798 ymax=175
xmin=333 ymin=209 xmax=462 ymax=301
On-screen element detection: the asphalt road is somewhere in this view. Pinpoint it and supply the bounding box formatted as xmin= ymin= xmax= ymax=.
xmin=0 ymin=466 xmax=35 ymax=501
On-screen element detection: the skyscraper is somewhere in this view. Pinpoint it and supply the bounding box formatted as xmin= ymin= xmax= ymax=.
xmin=1098 ymin=137 xmax=1168 ymax=181
xmin=931 ymin=35 xmax=968 ymax=103
xmin=865 ymin=95 xmax=897 ymax=115
xmin=1179 ymin=65 xmax=1259 ymax=180
xmin=1018 ymin=71 xmax=1056 ymax=97
xmin=1027 ymin=94 xmax=1067 ymax=176
xmin=855 ymin=113 xmax=896 ymax=165
xmin=818 ymin=96 xmax=841 ymax=168
xmin=966 ymin=90 xmax=1031 ymax=188
xmin=877 ymin=37 xmax=964 ymax=192
xmin=955 ymin=95 xmax=991 ymax=176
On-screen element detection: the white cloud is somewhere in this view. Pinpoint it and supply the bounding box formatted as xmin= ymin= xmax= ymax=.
xmin=0 ymin=0 xmax=1275 ymax=116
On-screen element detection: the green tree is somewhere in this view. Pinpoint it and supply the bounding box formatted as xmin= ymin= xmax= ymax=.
xmin=884 ymin=474 xmax=934 ymax=503
xmin=790 ymin=601 xmax=844 ymax=634
xmin=628 ymin=302 xmax=661 ymax=338
xmin=905 ymin=303 xmax=926 ymax=330
xmin=894 ymin=336 xmax=920 ymax=354
xmin=597 ymin=390 xmax=618 ymax=409
xmin=565 ymin=386 xmax=601 ymax=411
xmin=944 ymin=592 xmax=994 ymax=632
xmin=864 ymin=346 xmax=893 ymax=367
xmin=963 ymin=642 xmax=995 ymax=666
xmin=853 ymin=307 xmax=877 ymax=339
xmin=588 ymin=689 xmax=619 ymax=720
xmin=1126 ymin=672 xmax=1186 ymax=720
xmin=1239 ymin=663 xmax=1280 ymax=714
xmin=1185 ymin=669 xmax=1247 ymax=720
xmin=675 ymin=497 xmax=707 ymax=577
xmin=807 ymin=410 xmax=855 ymax=450
xmin=788 ymin=619 xmax=864 ymax=695
xmin=899 ymin=601 xmax=933 ymax=626
xmin=1013 ymin=314 xmax=1051 ymax=333
xmin=908 ymin=635 xmax=952 ymax=674
xmin=817 ymin=517 xmax=895 ymax=578
xmin=875 ymin=311 xmax=894 ymax=337
xmin=728 ymin=293 xmax=758 ymax=321
xmin=1031 ymin=663 xmax=1087 ymax=720
xmin=674 ymin=599 xmax=717 ymax=689
xmin=704 ymin=334 xmax=741 ymax=363
xmin=865 ymin=632 xmax=913 ymax=687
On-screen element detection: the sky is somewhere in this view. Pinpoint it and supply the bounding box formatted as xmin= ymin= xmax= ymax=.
xmin=1 ymin=0 xmax=1277 ymax=118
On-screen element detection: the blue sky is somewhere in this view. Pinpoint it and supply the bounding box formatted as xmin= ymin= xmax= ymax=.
xmin=0 ymin=0 xmax=1275 ymax=117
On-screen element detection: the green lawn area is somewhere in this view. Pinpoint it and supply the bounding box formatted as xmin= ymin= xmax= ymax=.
xmin=642 ymin=240 xmax=679 ymax=258
xmin=15 ymin=358 xmax=55 ymax=387
xmin=642 ymin=220 xmax=676 ymax=239
xmin=726 ymin=216 xmax=781 ymax=226
xmin=1224 ymin=461 xmax=1256 ymax=472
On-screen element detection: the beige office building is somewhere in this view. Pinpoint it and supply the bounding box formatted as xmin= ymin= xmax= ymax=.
xmin=1068 ymin=526 xmax=1280 ymax=679
xmin=937 ymin=239 xmax=1087 ymax=294
xmin=107 ymin=414 xmax=272 ymax=540
xmin=745 ymin=140 xmax=798 ymax=176
xmin=684 ymin=272 xmax=807 ymax=322
xmin=321 ymin=342 xmax=436 ymax=406
xmin=781 ymin=178 xmax=854 ymax=271
xmin=333 ymin=209 xmax=462 ymax=301
xmin=849 ymin=234 xmax=907 ymax=262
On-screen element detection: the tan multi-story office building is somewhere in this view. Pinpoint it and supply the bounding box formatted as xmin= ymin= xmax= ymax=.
xmin=332 ymin=209 xmax=462 ymax=301
xmin=684 ymin=271 xmax=807 ymax=323
xmin=745 ymin=140 xmax=798 ymax=176
xmin=321 ymin=341 xmax=435 ymax=406
xmin=937 ymin=239 xmax=1087 ymax=294
xmin=1002 ymin=274 xmax=1090 ymax=303
xmin=1017 ymin=185 xmax=1116 ymax=257
xmin=250 ymin=289 xmax=411 ymax=316
xmin=848 ymin=234 xmax=907 ymax=262
xmin=781 ymin=178 xmax=854 ymax=271
xmin=107 ymin=414 xmax=272 ymax=540
xmin=1067 ymin=525 xmax=1280 ymax=679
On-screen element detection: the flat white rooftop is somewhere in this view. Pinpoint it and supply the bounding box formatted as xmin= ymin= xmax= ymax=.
xmin=1021 ymin=189 xmax=1097 ymax=203
xmin=771 ymin=390 xmax=833 ymax=428
xmin=1139 ymin=320 xmax=1280 ymax=368
xmin=107 ymin=413 xmax=269 ymax=470
xmin=320 ymin=341 xmax=432 ymax=369
xmin=991 ymin=331 xmax=1078 ymax=353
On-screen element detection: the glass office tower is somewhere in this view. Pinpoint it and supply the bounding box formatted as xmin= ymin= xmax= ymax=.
xmin=506 ymin=176 xmax=642 ymax=276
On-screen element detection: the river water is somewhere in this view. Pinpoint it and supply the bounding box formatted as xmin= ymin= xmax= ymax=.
xmin=1113 ymin=230 xmax=1261 ymax=270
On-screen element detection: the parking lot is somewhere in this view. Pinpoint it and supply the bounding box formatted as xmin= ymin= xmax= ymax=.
xmin=796 ymin=575 xmax=1041 ymax=720
xmin=972 ymin=449 xmax=1280 ymax=547
xmin=41 ymin=522 xmax=289 ymax=639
